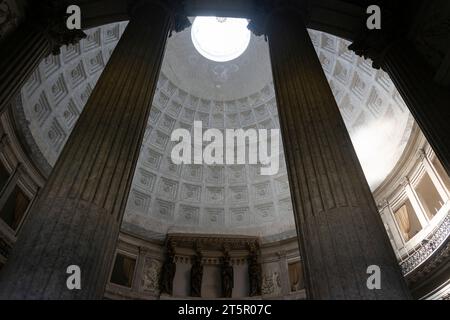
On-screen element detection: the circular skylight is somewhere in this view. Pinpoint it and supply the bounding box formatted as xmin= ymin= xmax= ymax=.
xmin=191 ymin=17 xmax=251 ymax=62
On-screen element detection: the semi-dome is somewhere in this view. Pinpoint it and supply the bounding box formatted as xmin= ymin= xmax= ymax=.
xmin=13 ymin=21 xmax=413 ymax=242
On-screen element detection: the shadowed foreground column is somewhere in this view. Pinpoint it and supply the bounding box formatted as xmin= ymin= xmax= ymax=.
xmin=381 ymin=43 xmax=450 ymax=177
xmin=264 ymin=12 xmax=411 ymax=299
xmin=0 ymin=1 xmax=86 ymax=114
xmin=0 ymin=3 xmax=173 ymax=299
xmin=350 ymin=39 xmax=450 ymax=178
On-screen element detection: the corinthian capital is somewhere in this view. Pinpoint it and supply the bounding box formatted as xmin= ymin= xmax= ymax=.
xmin=128 ymin=0 xmax=191 ymax=36
xmin=400 ymin=176 xmax=410 ymax=188
xmin=348 ymin=4 xmax=408 ymax=69
xmin=348 ymin=29 xmax=399 ymax=69
xmin=247 ymin=0 xmax=307 ymax=38
xmin=417 ymin=148 xmax=428 ymax=161
xmin=28 ymin=0 xmax=87 ymax=56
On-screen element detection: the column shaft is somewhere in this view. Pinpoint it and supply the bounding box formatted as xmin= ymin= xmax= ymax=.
xmin=0 ymin=24 xmax=50 ymax=112
xmin=0 ymin=3 xmax=171 ymax=299
xmin=267 ymin=12 xmax=411 ymax=299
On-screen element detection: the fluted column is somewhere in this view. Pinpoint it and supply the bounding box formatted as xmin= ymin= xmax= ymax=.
xmin=0 ymin=1 xmax=185 ymax=299
xmin=0 ymin=1 xmax=86 ymax=113
xmin=256 ymin=11 xmax=411 ymax=299
xmin=350 ymin=38 xmax=450 ymax=178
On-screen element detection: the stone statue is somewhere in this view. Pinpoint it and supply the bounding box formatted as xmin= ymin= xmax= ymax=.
xmin=190 ymin=251 xmax=203 ymax=297
xmin=248 ymin=244 xmax=262 ymax=297
xmin=159 ymin=243 xmax=176 ymax=295
xmin=221 ymin=253 xmax=234 ymax=298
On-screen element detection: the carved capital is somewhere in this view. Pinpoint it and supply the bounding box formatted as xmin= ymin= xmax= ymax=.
xmin=28 ymin=0 xmax=86 ymax=56
xmin=247 ymin=0 xmax=307 ymax=38
xmin=348 ymin=30 xmax=397 ymax=69
xmin=376 ymin=199 xmax=389 ymax=211
xmin=276 ymin=250 xmax=287 ymax=259
xmin=172 ymin=8 xmax=191 ymax=35
xmin=400 ymin=176 xmax=410 ymax=188
xmin=348 ymin=6 xmax=408 ymax=70
xmin=128 ymin=0 xmax=191 ymax=36
xmin=417 ymin=148 xmax=427 ymax=161
xmin=246 ymin=0 xmax=272 ymax=38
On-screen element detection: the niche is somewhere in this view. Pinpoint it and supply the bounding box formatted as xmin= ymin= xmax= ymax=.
xmin=110 ymin=253 xmax=136 ymax=288
xmin=0 ymin=186 xmax=31 ymax=231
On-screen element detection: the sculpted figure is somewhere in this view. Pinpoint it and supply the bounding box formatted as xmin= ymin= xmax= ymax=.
xmin=190 ymin=251 xmax=203 ymax=297
xmin=248 ymin=244 xmax=262 ymax=297
xmin=221 ymin=253 xmax=234 ymax=298
xmin=159 ymin=243 xmax=176 ymax=295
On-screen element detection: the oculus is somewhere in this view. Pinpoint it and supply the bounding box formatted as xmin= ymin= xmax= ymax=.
xmin=191 ymin=16 xmax=251 ymax=62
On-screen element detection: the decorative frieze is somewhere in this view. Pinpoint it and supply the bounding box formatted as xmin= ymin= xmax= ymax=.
xmin=167 ymin=234 xmax=259 ymax=252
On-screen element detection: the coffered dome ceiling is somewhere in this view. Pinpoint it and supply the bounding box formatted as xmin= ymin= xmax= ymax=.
xmin=13 ymin=21 xmax=413 ymax=242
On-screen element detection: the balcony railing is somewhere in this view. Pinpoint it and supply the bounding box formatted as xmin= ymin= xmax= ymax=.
xmin=400 ymin=212 xmax=450 ymax=275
